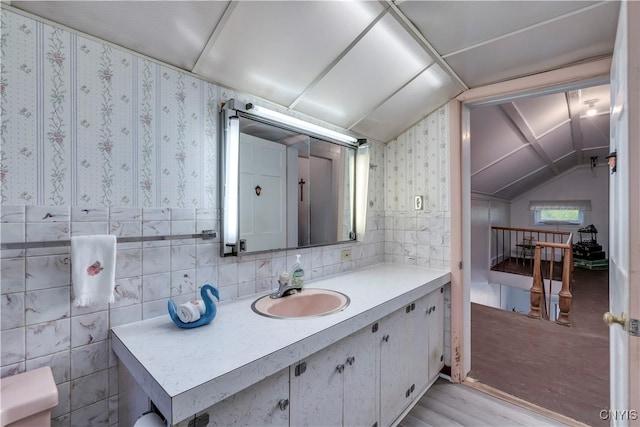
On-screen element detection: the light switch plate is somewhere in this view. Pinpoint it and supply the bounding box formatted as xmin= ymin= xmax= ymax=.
xmin=414 ymin=195 xmax=424 ymax=210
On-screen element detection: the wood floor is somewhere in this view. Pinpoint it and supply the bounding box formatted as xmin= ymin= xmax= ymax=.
xmin=469 ymin=269 xmax=610 ymax=426
xmin=398 ymin=378 xmax=569 ymax=427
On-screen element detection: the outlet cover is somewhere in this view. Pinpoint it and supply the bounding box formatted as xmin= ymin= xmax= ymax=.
xmin=341 ymin=249 xmax=352 ymax=262
xmin=414 ymin=195 xmax=424 ymax=210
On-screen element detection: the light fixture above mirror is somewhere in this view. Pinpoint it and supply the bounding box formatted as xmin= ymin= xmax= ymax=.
xmin=244 ymin=102 xmax=360 ymax=146
xmin=220 ymin=99 xmax=369 ymax=256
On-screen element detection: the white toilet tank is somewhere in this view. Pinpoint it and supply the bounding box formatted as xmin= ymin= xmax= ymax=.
xmin=0 ymin=366 xmax=58 ymax=427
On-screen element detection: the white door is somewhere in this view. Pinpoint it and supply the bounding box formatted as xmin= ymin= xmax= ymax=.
xmin=239 ymin=134 xmax=286 ymax=252
xmin=608 ymin=2 xmax=639 ymax=424
xmin=309 ymin=156 xmax=335 ymax=245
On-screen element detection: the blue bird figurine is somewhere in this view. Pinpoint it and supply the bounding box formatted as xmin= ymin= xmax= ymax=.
xmin=168 ymin=284 xmax=220 ymax=329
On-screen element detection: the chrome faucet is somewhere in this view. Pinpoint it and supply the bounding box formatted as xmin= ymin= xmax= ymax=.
xmin=270 ymin=279 xmax=302 ymax=299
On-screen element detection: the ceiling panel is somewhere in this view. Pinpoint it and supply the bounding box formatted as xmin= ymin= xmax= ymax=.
xmin=471 ymin=146 xmax=546 ymax=194
xmin=443 ymin=1 xmax=619 ymax=87
xmin=13 ymin=1 xmax=228 ymax=70
xmin=497 ymin=168 xmax=556 ymax=200
xmin=293 ymin=13 xmax=433 ymax=129
xmin=9 ymin=0 xmax=617 ymax=168
xmin=513 ymin=93 xmax=569 ymax=139
xmin=470 ymin=106 xmax=527 ymax=174
xmin=193 ymin=1 xmax=385 ymax=107
xmin=553 ymin=152 xmax=580 ymax=171
xmin=351 ymin=65 xmax=460 ymax=142
xmin=397 ymin=1 xmax=597 ymax=56
xmin=537 ymin=122 xmax=573 ymax=162
xmin=582 ymin=114 xmax=610 ymax=149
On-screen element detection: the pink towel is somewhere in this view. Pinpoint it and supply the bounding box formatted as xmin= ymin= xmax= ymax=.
xmin=71 ymin=235 xmax=117 ymax=307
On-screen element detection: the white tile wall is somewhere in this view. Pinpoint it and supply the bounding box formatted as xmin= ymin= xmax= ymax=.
xmin=1 ymin=205 xmax=385 ymax=425
xmin=384 ymin=106 xmax=453 ymax=367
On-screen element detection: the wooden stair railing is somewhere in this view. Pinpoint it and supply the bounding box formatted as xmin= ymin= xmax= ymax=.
xmin=528 ymin=233 xmax=573 ymax=326
xmin=491 ymin=226 xmax=571 ymax=275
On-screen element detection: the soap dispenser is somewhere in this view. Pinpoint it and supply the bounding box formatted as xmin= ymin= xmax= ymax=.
xmin=291 ymin=254 xmax=305 ymax=288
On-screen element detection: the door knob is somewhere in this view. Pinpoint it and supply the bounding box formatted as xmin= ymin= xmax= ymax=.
xmin=603 ymin=312 xmax=627 ymax=329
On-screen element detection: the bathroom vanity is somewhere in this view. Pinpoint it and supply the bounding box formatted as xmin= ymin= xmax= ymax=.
xmin=111 ymin=263 xmax=450 ymax=426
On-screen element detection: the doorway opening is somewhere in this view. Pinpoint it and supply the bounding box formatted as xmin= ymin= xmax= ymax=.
xmin=465 ymin=80 xmax=611 ymax=426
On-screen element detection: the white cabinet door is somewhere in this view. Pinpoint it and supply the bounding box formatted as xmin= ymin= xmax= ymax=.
xmin=379 ymin=289 xmax=444 ymax=426
xmin=291 ymin=324 xmax=378 ymax=427
xmin=205 ymin=368 xmax=289 ymax=426
xmin=427 ymin=287 xmax=445 ymax=382
xmin=379 ymin=306 xmax=412 ymax=427
xmin=410 ymin=295 xmax=431 ymax=395
xmin=343 ymin=326 xmax=377 ymax=427
xmin=290 ymin=341 xmax=344 ymax=427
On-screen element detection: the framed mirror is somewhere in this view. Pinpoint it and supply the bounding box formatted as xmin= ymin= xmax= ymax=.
xmin=221 ymin=99 xmax=365 ymax=256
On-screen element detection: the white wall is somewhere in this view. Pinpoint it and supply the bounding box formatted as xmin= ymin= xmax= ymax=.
xmin=510 ymin=164 xmax=609 ymax=256
xmin=470 ymin=196 xmax=512 ymax=310
xmin=470 ymin=200 xmax=490 ymax=284
xmin=470 ymin=196 xmax=510 ymax=284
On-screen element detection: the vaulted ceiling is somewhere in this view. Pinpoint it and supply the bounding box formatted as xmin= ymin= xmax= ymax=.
xmin=7 ymin=1 xmax=619 ymax=201
xmin=9 ymin=0 xmax=620 ymax=146
xmin=470 ymin=83 xmax=611 ymax=200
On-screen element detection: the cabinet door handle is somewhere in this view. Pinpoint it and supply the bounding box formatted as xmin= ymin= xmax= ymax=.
xmin=382 ymin=334 xmax=390 ymax=342
xmin=346 ymin=356 xmax=355 ymax=366
xmin=336 ymin=364 xmax=345 ymax=373
xmin=278 ymin=399 xmax=289 ymax=411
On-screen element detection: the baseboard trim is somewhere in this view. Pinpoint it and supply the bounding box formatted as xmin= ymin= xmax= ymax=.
xmin=462 ymin=377 xmax=590 ymax=427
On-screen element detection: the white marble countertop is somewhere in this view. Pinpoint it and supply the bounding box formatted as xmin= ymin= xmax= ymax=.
xmin=111 ymin=263 xmax=450 ymax=424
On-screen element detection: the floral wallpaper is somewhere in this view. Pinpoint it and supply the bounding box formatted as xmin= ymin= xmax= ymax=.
xmin=0 ymin=9 xmax=218 ymax=208
xmin=386 ymin=106 xmax=449 ymax=212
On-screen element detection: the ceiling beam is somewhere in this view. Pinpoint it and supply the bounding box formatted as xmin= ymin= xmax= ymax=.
xmin=491 ymin=163 xmax=551 ymax=196
xmin=565 ymin=90 xmax=585 ymax=165
xmin=499 ymin=102 xmax=560 ymax=175
xmin=191 ymin=1 xmax=238 ymax=74
xmin=470 ymin=143 xmax=530 ymax=177
xmin=287 ymin=7 xmax=389 ymax=110
xmin=346 ymin=63 xmax=433 ymax=130
xmin=442 ymin=1 xmax=610 ymax=59
xmin=384 ymin=0 xmax=469 ymax=92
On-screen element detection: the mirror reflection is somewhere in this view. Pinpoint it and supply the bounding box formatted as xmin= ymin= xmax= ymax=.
xmin=235 ymin=114 xmax=355 ymax=254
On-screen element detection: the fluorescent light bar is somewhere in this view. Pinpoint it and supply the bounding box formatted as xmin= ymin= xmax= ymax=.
xmin=355 ymin=144 xmax=370 ymax=241
xmin=246 ymin=103 xmax=358 ymax=145
xmin=224 ymin=116 xmax=239 ymax=247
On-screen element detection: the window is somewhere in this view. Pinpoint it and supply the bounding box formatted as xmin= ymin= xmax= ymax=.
xmin=529 ymin=200 xmax=591 ymax=225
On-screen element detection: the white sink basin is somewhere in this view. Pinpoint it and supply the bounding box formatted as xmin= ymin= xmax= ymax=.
xmin=251 ymin=289 xmax=350 ymax=319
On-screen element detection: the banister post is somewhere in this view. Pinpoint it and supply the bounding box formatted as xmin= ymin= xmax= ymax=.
xmin=556 ymin=246 xmax=573 ymax=326
xmin=528 ymin=245 xmax=543 ymax=319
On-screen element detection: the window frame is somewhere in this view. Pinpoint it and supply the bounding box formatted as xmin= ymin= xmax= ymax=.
xmin=533 ymin=208 xmax=584 ymax=225
xmin=528 ymin=200 xmax=591 ymax=226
